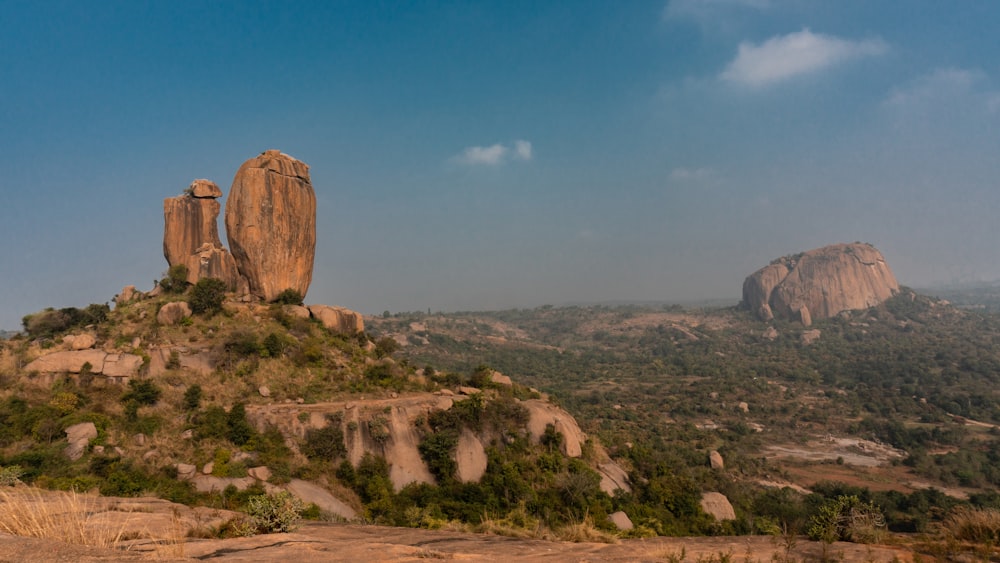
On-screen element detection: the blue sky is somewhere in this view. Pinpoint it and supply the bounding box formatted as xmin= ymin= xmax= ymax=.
xmin=2 ymin=1 xmax=999 ymax=329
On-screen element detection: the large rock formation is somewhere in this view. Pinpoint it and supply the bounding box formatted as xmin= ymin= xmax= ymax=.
xmin=743 ymin=243 xmax=899 ymax=325
xmin=163 ymin=180 xmax=240 ymax=289
xmin=225 ymin=150 xmax=317 ymax=302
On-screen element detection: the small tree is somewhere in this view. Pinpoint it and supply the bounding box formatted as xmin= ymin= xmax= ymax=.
xmin=189 ymin=278 xmax=227 ymax=316
xmin=271 ymin=289 xmax=304 ymax=306
xmin=183 ymin=384 xmax=202 ymax=411
xmin=159 ymin=265 xmax=189 ymax=294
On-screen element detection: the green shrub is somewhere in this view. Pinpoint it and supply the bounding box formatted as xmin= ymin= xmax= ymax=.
xmin=183 ymin=384 xmax=202 ymax=411
xmin=188 ymin=277 xmax=228 ymax=316
xmin=808 ymin=495 xmax=885 ymax=544
xmin=121 ymin=379 xmax=161 ymax=406
xmin=301 ymin=425 xmax=346 ymax=462
xmin=243 ymin=491 xmax=306 ymax=534
xmin=0 ymin=465 xmax=24 ymax=486
xmin=158 ymin=264 xmax=189 ymax=294
xmin=226 ymin=403 xmax=254 ymax=446
xmin=272 ymin=289 xmax=304 ymax=306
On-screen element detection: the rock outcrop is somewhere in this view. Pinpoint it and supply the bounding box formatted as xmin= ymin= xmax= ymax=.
xmin=700 ymin=492 xmax=736 ymax=521
xmin=163 ymin=180 xmax=240 ymax=289
xmin=24 ymin=350 xmax=143 ymax=381
xmin=308 ymin=305 xmax=364 ymax=334
xmin=742 ymin=243 xmax=899 ymax=325
xmin=226 ymin=150 xmax=317 ymax=302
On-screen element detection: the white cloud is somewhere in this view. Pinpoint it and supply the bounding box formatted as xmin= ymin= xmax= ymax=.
xmin=514 ymin=140 xmax=533 ymax=161
xmin=885 ymin=68 xmax=987 ymax=109
xmin=720 ymin=28 xmax=887 ymax=88
xmin=453 ymin=140 xmax=533 ymax=166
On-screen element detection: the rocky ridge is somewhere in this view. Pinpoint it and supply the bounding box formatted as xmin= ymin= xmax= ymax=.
xmin=742 ymin=242 xmax=899 ymax=325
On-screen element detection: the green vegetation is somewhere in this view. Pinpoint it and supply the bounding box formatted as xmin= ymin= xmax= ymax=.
xmin=188 ymin=278 xmax=228 ymax=316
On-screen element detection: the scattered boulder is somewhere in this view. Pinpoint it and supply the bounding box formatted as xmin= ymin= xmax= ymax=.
xmin=801 ymin=329 xmax=822 ymax=346
xmin=259 ymin=386 xmax=271 ymax=398
xmin=743 ymin=243 xmax=899 ymax=324
xmin=523 ymin=400 xmax=584 ymax=458
xmin=175 ymin=464 xmax=197 ymax=480
xmin=248 ymin=466 xmax=272 ymax=482
xmin=762 ymin=326 xmax=779 ymax=340
xmin=597 ymin=462 xmax=631 ymax=495
xmin=737 ymin=402 xmax=749 ymax=413
xmin=64 ymin=333 xmax=96 ymax=350
xmin=102 ymin=354 xmax=143 ymax=378
xmin=284 ymin=305 xmax=311 ymax=319
xmin=609 ymin=511 xmax=634 ymax=531
xmin=490 ymin=371 xmax=513 ymax=386
xmin=25 ymin=350 xmax=106 ymax=374
xmin=225 ymin=150 xmax=317 ymax=302
xmin=202 ymin=462 xmax=214 ymax=475
xmin=116 ymin=285 xmax=139 ymax=305
xmin=308 ymin=304 xmax=364 ymax=334
xmin=189 ymin=178 xmax=222 ymax=198
xmin=64 ymin=422 xmax=97 ymax=461
xmin=700 ymin=492 xmax=736 ymax=521
xmin=157 ymin=302 xmax=192 ymax=325
xmin=454 ymin=429 xmax=488 ymax=483
xmin=709 ymin=450 xmax=725 ymax=470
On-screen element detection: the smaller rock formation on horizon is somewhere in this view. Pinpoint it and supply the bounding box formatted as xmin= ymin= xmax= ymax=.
xmin=742 ymin=242 xmax=899 ymax=325
xmin=226 ymin=150 xmax=317 ymax=302
xmin=163 ymin=180 xmax=240 ymax=289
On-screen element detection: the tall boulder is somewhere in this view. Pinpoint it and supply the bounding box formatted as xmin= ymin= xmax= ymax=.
xmin=225 ymin=150 xmax=316 ymax=302
xmin=163 ymin=180 xmax=240 ymax=289
xmin=742 ymin=243 xmax=899 ymax=325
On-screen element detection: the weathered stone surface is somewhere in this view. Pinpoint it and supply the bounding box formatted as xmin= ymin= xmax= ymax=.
xmin=116 ymin=285 xmax=138 ymax=305
xmin=700 ymin=492 xmax=736 ymax=521
xmin=709 ymin=450 xmax=724 ymax=470
xmin=189 ymin=179 xmax=222 ymax=198
xmin=597 ymin=462 xmax=631 ymax=495
xmin=175 ymin=463 xmax=197 ymax=480
xmin=609 ymin=511 xmax=634 ymax=531
xmin=523 ymin=400 xmax=584 ymax=458
xmin=64 ymin=422 xmax=98 ymax=461
xmin=157 ymin=302 xmax=192 ymax=325
xmin=284 ymin=479 xmax=357 ymax=521
xmin=454 ymin=429 xmax=488 ymax=483
xmin=25 ymin=350 xmax=107 ymax=374
xmin=308 ymin=305 xmax=364 ymax=334
xmin=801 ymin=329 xmax=822 ymax=346
xmin=163 ymin=182 xmax=240 ymax=289
xmin=490 ymin=371 xmax=513 ymax=386
xmin=743 ymin=243 xmax=899 ymax=324
xmin=285 ymin=305 xmax=311 ymax=319
xmin=248 ymin=466 xmax=272 ymax=482
xmin=226 ymin=150 xmax=316 ymax=302
xmin=102 ymin=354 xmax=142 ymax=378
xmin=762 ymin=326 xmax=779 ymax=340
xmin=259 ymin=385 xmax=271 ymax=398
xmin=64 ymin=333 xmax=96 ymax=350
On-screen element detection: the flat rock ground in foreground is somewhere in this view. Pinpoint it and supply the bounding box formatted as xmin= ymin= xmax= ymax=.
xmin=1 ymin=522 xmax=916 ymax=562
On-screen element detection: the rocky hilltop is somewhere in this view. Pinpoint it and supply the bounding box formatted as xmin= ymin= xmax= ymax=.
xmin=742 ymin=243 xmax=899 ymax=325
xmin=162 ymin=151 xmax=316 ymax=301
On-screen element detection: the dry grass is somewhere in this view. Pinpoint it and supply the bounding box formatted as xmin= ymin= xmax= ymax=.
xmin=0 ymin=487 xmax=135 ymax=550
xmin=941 ymin=506 xmax=1000 ymax=544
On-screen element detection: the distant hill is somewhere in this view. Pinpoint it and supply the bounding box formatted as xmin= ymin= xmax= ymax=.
xmin=916 ymin=282 xmax=1000 ymax=312
xmin=0 ymin=329 xmax=19 ymax=340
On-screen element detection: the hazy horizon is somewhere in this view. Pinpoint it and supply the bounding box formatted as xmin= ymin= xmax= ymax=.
xmin=3 ymin=2 xmax=1000 ymax=330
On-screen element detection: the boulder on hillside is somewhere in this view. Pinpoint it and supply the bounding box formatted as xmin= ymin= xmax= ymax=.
xmin=25 ymin=350 xmax=107 ymax=374
xmin=225 ymin=150 xmax=316 ymax=302
xmin=523 ymin=400 xmax=584 ymax=458
xmin=709 ymin=450 xmax=724 ymax=470
xmin=64 ymin=422 xmax=97 ymax=461
xmin=64 ymin=333 xmax=96 ymax=350
xmin=454 ymin=429 xmax=488 ymax=483
xmin=742 ymin=243 xmax=899 ymax=325
xmin=157 ymin=302 xmax=192 ymax=325
xmin=700 ymin=492 xmax=736 ymax=521
xmin=308 ymin=304 xmax=364 ymax=334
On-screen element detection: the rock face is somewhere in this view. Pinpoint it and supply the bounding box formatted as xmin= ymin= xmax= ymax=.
xmin=64 ymin=422 xmax=98 ymax=461
xmin=308 ymin=305 xmax=364 ymax=334
xmin=163 ymin=180 xmax=240 ymax=289
xmin=742 ymin=243 xmax=899 ymax=325
xmin=226 ymin=150 xmax=317 ymax=302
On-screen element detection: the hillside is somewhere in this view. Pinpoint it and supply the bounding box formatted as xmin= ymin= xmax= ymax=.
xmin=369 ymin=290 xmax=1000 ymax=540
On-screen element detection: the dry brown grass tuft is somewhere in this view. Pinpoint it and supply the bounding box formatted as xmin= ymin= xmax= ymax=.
xmin=941 ymin=506 xmax=1000 ymax=544
xmin=0 ymin=487 xmax=134 ymax=550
